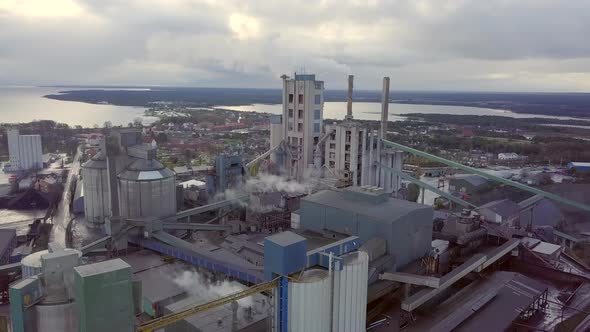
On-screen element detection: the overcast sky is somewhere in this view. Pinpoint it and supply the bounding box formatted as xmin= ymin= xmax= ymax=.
xmin=1 ymin=0 xmax=589 ymax=91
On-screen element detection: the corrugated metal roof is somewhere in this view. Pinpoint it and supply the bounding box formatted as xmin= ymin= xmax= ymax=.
xmin=531 ymin=241 xmax=561 ymax=255
xmin=477 ymin=199 xmax=520 ymax=218
xmin=302 ymin=189 xmax=430 ymax=222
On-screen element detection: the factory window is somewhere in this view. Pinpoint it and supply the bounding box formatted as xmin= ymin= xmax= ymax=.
xmin=289 ymin=94 xmax=294 ymax=103
xmin=315 ymin=94 xmax=321 ymax=104
xmin=298 ymin=109 xmax=304 ymax=119
xmin=315 ymin=82 xmax=322 ymax=89
xmin=329 ymin=152 xmax=335 ymax=159
xmin=345 ymin=145 xmax=350 ymax=151
xmin=288 ymin=109 xmax=293 ymax=118
xmin=298 ymin=94 xmax=304 ymax=104
xmin=345 ymin=154 xmax=350 ymax=162
xmin=288 ymin=122 xmax=293 ymax=131
xmin=330 ymin=133 xmax=335 ymax=140
xmin=298 ymin=123 xmax=303 ymax=132
xmin=314 ymin=109 xmax=321 ymax=120
xmin=329 ymin=161 xmax=335 ymax=168
xmin=314 ymin=137 xmax=319 ymax=144
xmin=329 ymin=143 xmax=335 ymax=149
xmin=314 ymin=123 xmax=320 ymax=133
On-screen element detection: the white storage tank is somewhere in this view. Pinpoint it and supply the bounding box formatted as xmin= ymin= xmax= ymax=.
xmin=81 ymin=151 xmax=110 ymax=224
xmin=332 ymin=251 xmax=369 ymax=332
xmin=118 ymin=159 xmax=176 ymax=218
xmin=288 ymin=269 xmax=331 ymax=332
xmin=35 ymin=301 xmax=77 ymax=332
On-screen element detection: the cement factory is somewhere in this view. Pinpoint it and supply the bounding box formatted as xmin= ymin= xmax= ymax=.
xmin=4 ymin=74 xmax=590 ymax=332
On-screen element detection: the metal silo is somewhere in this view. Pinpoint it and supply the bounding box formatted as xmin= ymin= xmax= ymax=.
xmin=81 ymin=151 xmax=110 ymax=224
xmin=288 ymin=269 xmax=331 ymax=332
xmin=332 ymin=251 xmax=369 ymax=332
xmin=118 ymin=159 xmax=176 ymax=219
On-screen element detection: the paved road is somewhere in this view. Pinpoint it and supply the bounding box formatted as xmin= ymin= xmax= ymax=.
xmin=50 ymin=146 xmax=81 ymax=247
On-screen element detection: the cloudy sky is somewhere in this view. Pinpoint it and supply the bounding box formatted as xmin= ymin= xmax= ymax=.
xmin=1 ymin=0 xmax=589 ymax=91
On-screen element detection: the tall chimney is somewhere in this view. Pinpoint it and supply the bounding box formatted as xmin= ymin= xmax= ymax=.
xmin=380 ymin=77 xmax=390 ymax=140
xmin=345 ymin=75 xmax=354 ymax=120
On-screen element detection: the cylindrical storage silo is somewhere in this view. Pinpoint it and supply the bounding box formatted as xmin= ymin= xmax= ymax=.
xmin=288 ymin=269 xmax=331 ymax=332
xmin=118 ymin=159 xmax=176 ymax=218
xmin=81 ymin=151 xmax=110 ymax=224
xmin=332 ymin=251 xmax=369 ymax=332
xmin=35 ymin=301 xmax=77 ymax=332
xmin=21 ymin=250 xmax=48 ymax=277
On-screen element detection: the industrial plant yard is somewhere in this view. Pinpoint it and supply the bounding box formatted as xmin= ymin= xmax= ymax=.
xmin=1 ymin=72 xmax=590 ymax=332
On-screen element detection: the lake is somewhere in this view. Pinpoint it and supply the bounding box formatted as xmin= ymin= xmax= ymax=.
xmin=216 ymin=102 xmax=588 ymax=122
xmin=0 ymin=86 xmax=156 ymax=127
xmin=0 ymin=87 xmax=586 ymax=128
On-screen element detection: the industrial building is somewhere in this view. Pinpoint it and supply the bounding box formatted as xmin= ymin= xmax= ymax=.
xmin=319 ymin=76 xmax=403 ymax=191
xmin=6 ymin=128 xmax=43 ymax=172
xmin=476 ymin=199 xmax=520 ymax=227
xmin=567 ymin=161 xmax=590 ymax=173
xmin=278 ymin=74 xmax=325 ymax=181
xmin=448 ymin=174 xmax=492 ymax=195
xmin=81 ymin=129 xmax=177 ymax=224
xmin=6 ymin=75 xmax=590 ymax=332
xmin=299 ymin=186 xmax=433 ymax=269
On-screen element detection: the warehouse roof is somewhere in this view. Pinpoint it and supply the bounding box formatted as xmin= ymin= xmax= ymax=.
xmin=477 ymin=199 xmax=520 ymax=218
xmin=531 ymin=242 xmax=562 ymax=256
xmin=301 ymin=189 xmax=430 ymax=223
xmin=568 ymin=162 xmax=590 ymax=168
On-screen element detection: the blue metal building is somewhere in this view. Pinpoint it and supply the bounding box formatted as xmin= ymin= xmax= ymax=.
xmin=567 ymin=162 xmax=590 ymax=173
xmin=299 ymin=187 xmax=433 ymax=269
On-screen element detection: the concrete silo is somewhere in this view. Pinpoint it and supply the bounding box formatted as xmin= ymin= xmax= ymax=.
xmin=81 ymin=151 xmax=110 ymax=224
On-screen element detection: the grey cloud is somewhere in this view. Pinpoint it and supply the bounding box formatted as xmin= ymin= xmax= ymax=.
xmin=0 ymin=0 xmax=589 ymax=91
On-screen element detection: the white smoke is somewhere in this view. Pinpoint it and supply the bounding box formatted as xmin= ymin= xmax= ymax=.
xmin=172 ymin=270 xmax=254 ymax=308
xmin=243 ymin=174 xmax=311 ymax=195
xmin=210 ymin=172 xmax=317 ymax=211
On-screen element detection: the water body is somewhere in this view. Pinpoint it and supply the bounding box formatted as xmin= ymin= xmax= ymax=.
xmin=0 ymin=86 xmax=156 ymax=127
xmin=217 ymin=102 xmax=587 ymax=122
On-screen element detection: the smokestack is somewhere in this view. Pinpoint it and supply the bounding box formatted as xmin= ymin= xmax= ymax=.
xmin=345 ymin=75 xmax=354 ymax=120
xmin=380 ymin=77 xmax=390 ymax=140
